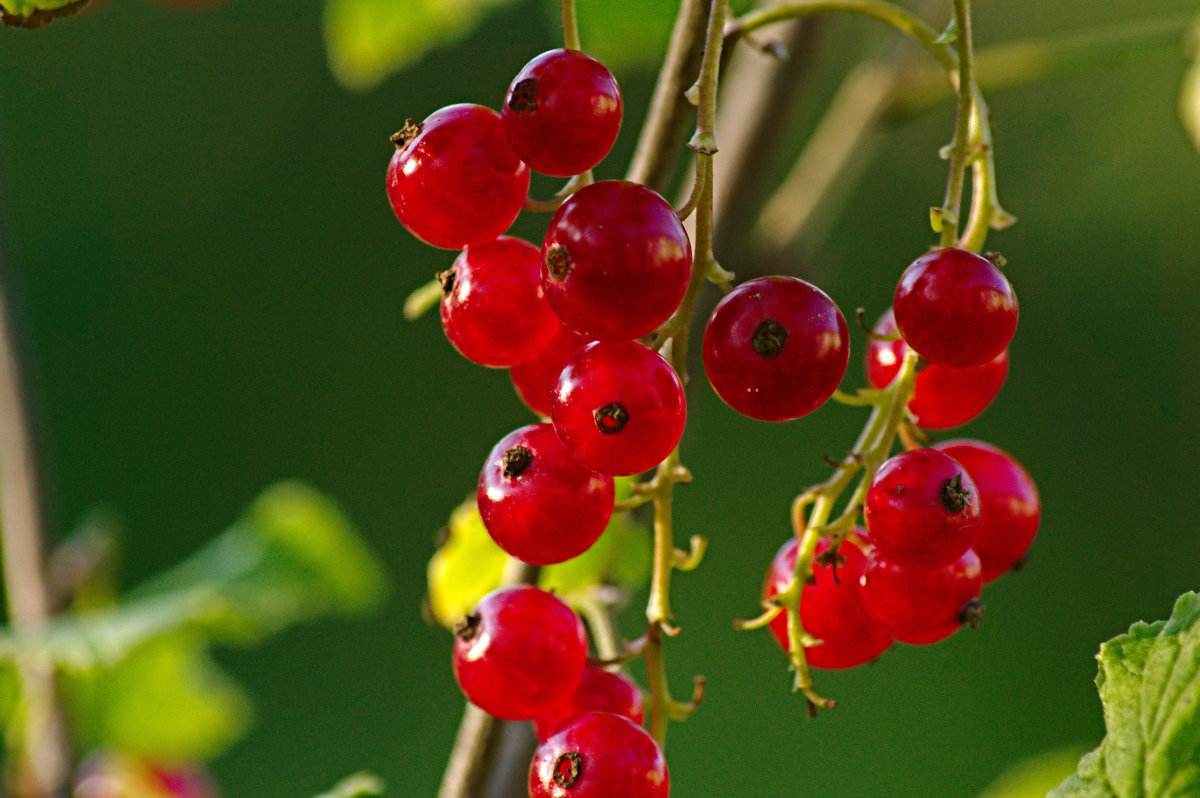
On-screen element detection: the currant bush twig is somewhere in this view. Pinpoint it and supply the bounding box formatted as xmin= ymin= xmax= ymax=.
xmin=936 ymin=0 xmax=974 ymax=246
xmin=0 ymin=262 xmax=71 ymax=795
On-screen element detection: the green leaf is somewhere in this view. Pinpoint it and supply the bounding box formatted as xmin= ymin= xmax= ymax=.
xmin=1051 ymin=592 xmax=1200 ymax=798
xmin=0 ymin=0 xmax=87 ymax=29
xmin=322 ymin=0 xmax=521 ymax=92
xmin=976 ymin=747 xmax=1087 ymax=798
xmin=313 ymin=771 xmax=386 ymax=798
xmin=62 ymin=634 xmax=251 ymax=763
xmin=425 ymin=494 xmax=651 ymax=629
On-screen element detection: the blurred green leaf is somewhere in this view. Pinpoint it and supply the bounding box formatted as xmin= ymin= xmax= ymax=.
xmin=1180 ymin=28 xmax=1200 ymax=155
xmin=426 ymin=493 xmax=650 ymax=629
xmin=1051 ymin=592 xmax=1200 ymax=798
xmin=63 ymin=633 xmax=252 ymax=763
xmin=0 ymin=0 xmax=86 ymax=29
xmin=322 ymin=0 xmax=521 ymax=92
xmin=976 ymin=747 xmax=1086 ymax=798
xmin=313 ymin=771 xmax=386 ymax=798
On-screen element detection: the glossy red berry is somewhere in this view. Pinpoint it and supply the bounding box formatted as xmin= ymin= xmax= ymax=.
xmin=864 ymin=448 xmax=981 ymax=570
xmin=551 ymin=340 xmax=686 ymax=476
xmin=541 ymin=181 xmax=691 ymax=340
xmin=533 ymin=667 xmax=645 ymax=740
xmin=703 ymin=276 xmax=849 ymax=421
xmin=529 ymin=712 xmax=668 ymax=798
xmin=866 ymin=308 xmax=1008 ymax=429
xmin=893 ymin=247 xmax=1018 ymax=367
xmin=502 ymin=49 xmax=623 ymax=177
xmin=860 ymin=548 xmax=983 ymax=645
xmin=510 ymin=322 xmax=595 ymax=417
xmin=439 ymin=237 xmax=560 ymax=367
xmin=386 ymin=104 xmax=530 ymax=250
xmin=934 ymin=439 xmax=1041 ymax=583
xmin=452 ymin=586 xmax=587 ymax=720
xmin=478 ymin=423 xmax=614 ymax=565
xmin=763 ymin=534 xmax=893 ymax=669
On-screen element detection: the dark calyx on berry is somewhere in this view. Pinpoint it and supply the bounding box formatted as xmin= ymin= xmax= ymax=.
xmin=958 ymin=598 xmax=985 ymax=628
xmin=751 ymin=319 xmax=788 ymax=357
xmin=545 ymin=244 xmax=572 ymax=281
xmin=594 ymin=403 xmax=629 ymax=434
xmin=940 ymin=473 xmax=972 ymax=514
xmin=501 ymin=445 xmax=533 ymax=478
xmin=508 ymin=79 xmax=537 ymax=112
xmin=437 ymin=269 xmax=456 ymax=294
xmin=554 ymin=751 xmax=582 ymax=788
xmin=454 ymin=612 xmax=482 ymax=642
xmin=389 ymin=119 xmax=422 ymax=148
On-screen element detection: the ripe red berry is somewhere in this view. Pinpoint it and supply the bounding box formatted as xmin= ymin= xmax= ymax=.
xmin=529 ymin=712 xmax=669 ymax=798
xmin=866 ymin=308 xmax=1008 ymax=429
xmin=439 ymin=237 xmax=560 ymax=367
xmin=541 ymin=181 xmax=691 ymax=340
xmin=510 ymin=321 xmax=595 ymax=417
xmin=502 ymin=49 xmax=623 ymax=177
xmin=551 ymin=340 xmax=686 ymax=476
xmin=386 ymin=104 xmax=530 ymax=250
xmin=864 ymin=448 xmax=981 ymax=570
xmin=703 ymin=276 xmax=849 ymax=422
xmin=763 ymin=534 xmax=893 ymax=669
xmin=478 ymin=423 xmax=614 ymax=565
xmin=933 ymin=439 xmax=1041 ymax=583
xmin=893 ymin=247 xmax=1018 ymax=367
xmin=860 ymin=548 xmax=983 ymax=645
xmin=533 ymin=667 xmax=645 ymax=740
xmin=452 ymin=586 xmax=588 ymax=720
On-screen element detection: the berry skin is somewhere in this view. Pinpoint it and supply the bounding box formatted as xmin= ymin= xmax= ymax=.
xmin=551 ymin=340 xmax=686 ymax=476
xmin=866 ymin=308 xmax=1008 ymax=429
xmin=533 ymin=667 xmax=645 ymax=740
xmin=763 ymin=534 xmax=893 ymax=669
xmin=893 ymin=247 xmax=1018 ymax=367
xmin=703 ymin=276 xmax=849 ymax=422
xmin=864 ymin=448 xmax=981 ymax=570
xmin=860 ymin=548 xmax=984 ymax=645
xmin=386 ymin=104 xmax=530 ymax=250
xmin=439 ymin=237 xmax=560 ymax=367
xmin=478 ymin=423 xmax=614 ymax=565
xmin=452 ymin=586 xmax=588 ymax=720
xmin=529 ymin=712 xmax=669 ymax=798
xmin=502 ymin=49 xmax=623 ymax=177
xmin=541 ymin=180 xmax=691 ymax=340
xmin=510 ymin=322 xmax=595 ymax=417
xmin=933 ymin=439 xmax=1041 ymax=582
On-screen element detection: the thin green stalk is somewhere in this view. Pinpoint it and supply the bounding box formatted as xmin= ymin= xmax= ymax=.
xmin=938 ymin=0 xmax=974 ymax=246
xmin=561 ymin=0 xmax=580 ymax=50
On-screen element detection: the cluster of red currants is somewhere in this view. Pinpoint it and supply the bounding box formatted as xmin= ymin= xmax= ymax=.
xmin=761 ymin=247 xmax=1041 ymax=667
xmin=388 ymin=47 xmax=672 ymax=795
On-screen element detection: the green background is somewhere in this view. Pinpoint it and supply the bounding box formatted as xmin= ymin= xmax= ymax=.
xmin=2 ymin=0 xmax=1199 ymax=795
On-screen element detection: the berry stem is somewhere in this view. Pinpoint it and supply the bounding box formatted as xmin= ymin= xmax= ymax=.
xmin=937 ymin=0 xmax=974 ymax=247
xmin=561 ymin=0 xmax=581 ymax=51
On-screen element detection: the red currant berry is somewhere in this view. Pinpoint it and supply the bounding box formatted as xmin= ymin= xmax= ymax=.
xmin=439 ymin=237 xmax=560 ymax=367
xmin=533 ymin=667 xmax=645 ymax=740
xmin=452 ymin=586 xmax=587 ymax=720
xmin=763 ymin=534 xmax=893 ymax=669
xmin=551 ymin=340 xmax=686 ymax=476
xmin=386 ymin=104 xmax=530 ymax=250
xmin=864 ymin=448 xmax=981 ymax=570
xmin=933 ymin=439 xmax=1041 ymax=583
xmin=510 ymin=322 xmax=595 ymax=417
xmin=893 ymin=247 xmax=1018 ymax=367
xmin=703 ymin=276 xmax=849 ymax=422
xmin=529 ymin=712 xmax=668 ymax=798
xmin=478 ymin=423 xmax=614 ymax=565
xmin=866 ymin=308 xmax=1008 ymax=429
xmin=541 ymin=180 xmax=691 ymax=340
xmin=860 ymin=548 xmax=983 ymax=645
xmin=502 ymin=49 xmax=623 ymax=177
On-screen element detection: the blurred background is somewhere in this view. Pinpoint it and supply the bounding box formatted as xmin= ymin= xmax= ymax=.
xmin=1 ymin=0 xmax=1199 ymax=795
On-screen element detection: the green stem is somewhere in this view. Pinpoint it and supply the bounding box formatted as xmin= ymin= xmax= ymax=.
xmin=730 ymin=0 xmax=956 ymax=74
xmin=938 ymin=0 xmax=974 ymax=246
xmin=561 ymin=0 xmax=580 ymax=50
